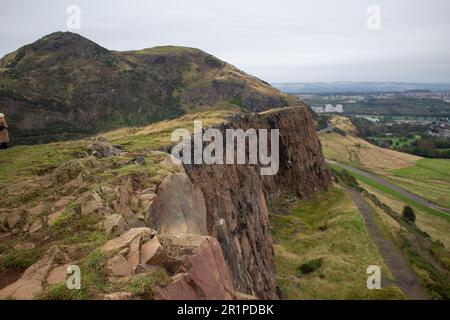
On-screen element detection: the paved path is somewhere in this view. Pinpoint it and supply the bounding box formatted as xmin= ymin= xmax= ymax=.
xmin=347 ymin=188 xmax=428 ymax=300
xmin=328 ymin=160 xmax=450 ymax=215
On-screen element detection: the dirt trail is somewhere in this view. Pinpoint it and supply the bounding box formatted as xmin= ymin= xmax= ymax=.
xmin=331 ymin=160 xmax=450 ymax=215
xmin=347 ymin=188 xmax=428 ymax=300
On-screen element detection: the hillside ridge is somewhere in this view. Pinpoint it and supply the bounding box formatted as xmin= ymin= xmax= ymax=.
xmin=0 ymin=31 xmax=300 ymax=145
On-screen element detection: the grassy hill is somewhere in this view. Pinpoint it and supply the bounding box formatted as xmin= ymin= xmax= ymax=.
xmin=0 ymin=32 xmax=299 ymax=145
xmin=0 ymin=109 xmax=236 ymax=297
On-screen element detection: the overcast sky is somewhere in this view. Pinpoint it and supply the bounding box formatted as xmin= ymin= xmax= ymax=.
xmin=1 ymin=0 xmax=449 ymax=82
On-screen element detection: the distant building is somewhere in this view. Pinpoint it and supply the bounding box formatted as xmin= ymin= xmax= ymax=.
xmin=312 ymin=104 xmax=344 ymax=114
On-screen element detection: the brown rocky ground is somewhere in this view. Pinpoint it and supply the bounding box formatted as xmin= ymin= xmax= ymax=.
xmin=0 ymin=106 xmax=330 ymax=300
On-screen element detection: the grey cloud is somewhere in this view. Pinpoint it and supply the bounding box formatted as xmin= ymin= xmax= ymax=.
xmin=0 ymin=0 xmax=449 ymax=82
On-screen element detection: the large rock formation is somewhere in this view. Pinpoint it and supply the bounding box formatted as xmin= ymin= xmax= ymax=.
xmin=0 ymin=105 xmax=330 ymax=300
xmin=183 ymin=106 xmax=332 ymax=299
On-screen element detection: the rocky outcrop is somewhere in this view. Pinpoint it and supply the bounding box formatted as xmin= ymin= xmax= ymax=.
xmin=0 ymin=106 xmax=330 ymax=300
xmin=100 ymin=228 xmax=234 ymax=300
xmin=0 ymin=247 xmax=70 ymax=300
xmin=89 ymin=139 xmax=124 ymax=158
xmin=183 ymin=106 xmax=332 ymax=299
xmin=146 ymin=173 xmax=208 ymax=235
xmin=154 ymin=236 xmax=234 ymax=300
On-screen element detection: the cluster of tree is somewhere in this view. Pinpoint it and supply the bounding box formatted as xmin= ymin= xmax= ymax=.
xmin=352 ymin=118 xmax=450 ymax=159
xmin=345 ymin=97 xmax=450 ymax=115
xmin=402 ymin=206 xmax=416 ymax=223
xmin=315 ymin=115 xmax=330 ymax=130
xmin=396 ymin=138 xmax=450 ymax=158
xmin=352 ymin=117 xmax=428 ymax=136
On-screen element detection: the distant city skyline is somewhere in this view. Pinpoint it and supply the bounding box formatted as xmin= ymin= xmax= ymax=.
xmin=1 ymin=0 xmax=449 ymax=83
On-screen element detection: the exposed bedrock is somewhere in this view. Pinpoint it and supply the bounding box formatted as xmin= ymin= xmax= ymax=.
xmin=182 ymin=106 xmax=332 ymax=299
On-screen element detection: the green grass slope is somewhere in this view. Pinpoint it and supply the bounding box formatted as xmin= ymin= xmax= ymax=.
xmin=269 ymin=187 xmax=405 ymax=299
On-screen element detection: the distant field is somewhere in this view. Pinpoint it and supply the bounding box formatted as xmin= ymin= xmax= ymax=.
xmin=361 ymin=181 xmax=450 ymax=249
xmin=319 ymin=116 xmax=420 ymax=173
xmin=319 ymin=116 xmax=450 ymax=209
xmin=389 ymin=159 xmax=450 ymax=209
xmin=330 ymin=164 xmax=449 ymax=221
xmin=269 ymin=187 xmax=405 ymax=299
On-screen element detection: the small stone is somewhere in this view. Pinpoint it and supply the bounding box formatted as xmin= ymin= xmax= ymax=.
xmin=29 ymin=219 xmax=43 ymax=234
xmin=101 ymin=228 xmax=154 ymax=254
xmin=126 ymin=237 xmax=141 ymax=273
xmin=46 ymin=264 xmax=70 ymax=285
xmin=101 ymin=214 xmax=129 ymax=237
xmin=140 ymin=237 xmax=167 ymax=265
xmin=53 ymin=196 xmax=75 ymax=210
xmin=131 ymin=156 xmax=145 ymax=166
xmin=102 ymin=292 xmax=134 ymax=300
xmin=80 ymin=192 xmax=103 ymax=215
xmin=138 ymin=193 xmax=156 ymax=211
xmin=47 ymin=210 xmax=63 ymax=226
xmin=28 ymin=204 xmax=46 ymax=216
xmin=14 ymin=243 xmax=36 ymax=251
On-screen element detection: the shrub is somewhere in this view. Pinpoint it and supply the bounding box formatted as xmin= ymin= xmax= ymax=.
xmin=0 ymin=248 xmax=43 ymax=270
xmin=402 ymin=205 xmax=416 ymax=223
xmin=331 ymin=168 xmax=362 ymax=191
xmin=298 ymin=258 xmax=323 ymax=275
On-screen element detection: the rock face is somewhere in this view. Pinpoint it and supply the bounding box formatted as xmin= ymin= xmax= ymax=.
xmin=183 ymin=106 xmax=332 ymax=299
xmin=146 ymin=173 xmax=208 ymax=235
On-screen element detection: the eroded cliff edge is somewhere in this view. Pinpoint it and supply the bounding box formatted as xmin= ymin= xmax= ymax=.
xmin=0 ymin=106 xmax=331 ymax=300
xmin=183 ymin=106 xmax=332 ymax=299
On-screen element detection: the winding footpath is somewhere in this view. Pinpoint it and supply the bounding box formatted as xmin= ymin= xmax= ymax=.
xmin=347 ymin=188 xmax=428 ymax=299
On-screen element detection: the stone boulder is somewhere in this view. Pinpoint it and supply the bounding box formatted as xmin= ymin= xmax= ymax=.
xmin=51 ymin=159 xmax=85 ymax=185
xmin=102 ymin=292 xmax=134 ymax=300
xmin=99 ymin=214 xmax=129 ymax=237
xmin=105 ymin=255 xmax=133 ymax=277
xmin=101 ymin=227 xmax=155 ymax=254
xmin=46 ymin=263 xmax=71 ymax=285
xmin=140 ymin=237 xmax=167 ymax=266
xmin=0 ymin=247 xmax=69 ymax=299
xmin=154 ymin=236 xmax=234 ymax=300
xmin=89 ymin=139 xmax=123 ymax=158
xmin=0 ymin=209 xmax=22 ymax=232
xmin=14 ymin=242 xmax=36 ymax=251
xmin=80 ymin=192 xmax=103 ymax=215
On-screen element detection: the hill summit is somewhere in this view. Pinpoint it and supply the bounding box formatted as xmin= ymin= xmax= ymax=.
xmin=0 ymin=32 xmax=299 ymax=144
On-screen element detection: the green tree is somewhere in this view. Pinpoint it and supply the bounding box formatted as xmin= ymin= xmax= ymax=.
xmin=402 ymin=205 xmax=416 ymax=223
